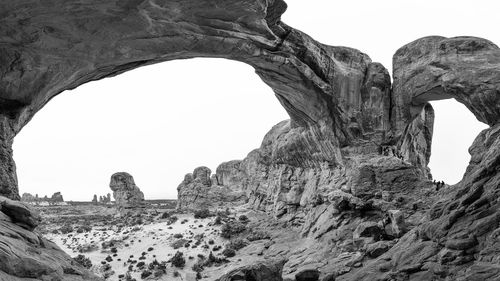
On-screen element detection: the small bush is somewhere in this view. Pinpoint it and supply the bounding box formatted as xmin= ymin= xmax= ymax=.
xmin=192 ymin=261 xmax=204 ymax=273
xmin=73 ymin=254 xmax=92 ymax=269
xmin=171 ymin=251 xmax=185 ymax=268
xmin=214 ymin=216 xmax=222 ymax=225
xmin=167 ymin=216 xmax=178 ymax=225
xmin=202 ymin=252 xmax=228 ymax=267
xmin=140 ymin=270 xmax=152 ymax=279
xmin=59 ymin=224 xmax=73 ymax=234
xmin=194 ymin=209 xmax=211 ymax=219
xmin=238 ymin=215 xmax=249 ymax=223
xmin=222 ymin=248 xmax=236 ymax=257
xmin=161 ymin=212 xmax=170 ymax=219
xmin=173 ymin=233 xmax=183 ymax=239
xmin=220 ymin=222 xmax=247 ymax=239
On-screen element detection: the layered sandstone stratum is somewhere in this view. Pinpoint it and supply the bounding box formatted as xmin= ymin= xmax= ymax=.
xmin=0 ymin=0 xmax=499 ymax=280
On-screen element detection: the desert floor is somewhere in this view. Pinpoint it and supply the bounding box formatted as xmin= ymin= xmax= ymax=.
xmin=38 ymin=204 xmax=257 ymax=281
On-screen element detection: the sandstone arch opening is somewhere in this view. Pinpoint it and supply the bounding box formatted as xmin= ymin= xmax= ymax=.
xmin=427 ymin=99 xmax=488 ymax=185
xmin=12 ymin=58 xmax=289 ymax=201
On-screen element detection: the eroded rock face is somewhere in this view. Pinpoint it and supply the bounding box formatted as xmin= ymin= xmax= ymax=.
xmin=177 ymin=166 xmax=246 ymax=210
xmin=215 ymin=259 xmax=285 ymax=281
xmin=109 ymin=172 xmax=144 ymax=209
xmin=0 ymin=196 xmax=98 ymax=280
xmin=392 ymin=36 xmax=500 ymax=130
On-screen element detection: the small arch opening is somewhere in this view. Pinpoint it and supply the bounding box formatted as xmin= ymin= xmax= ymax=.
xmin=427 ymin=99 xmax=488 ymax=185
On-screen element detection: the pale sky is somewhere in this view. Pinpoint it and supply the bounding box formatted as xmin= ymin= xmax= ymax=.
xmin=14 ymin=1 xmax=494 ymax=201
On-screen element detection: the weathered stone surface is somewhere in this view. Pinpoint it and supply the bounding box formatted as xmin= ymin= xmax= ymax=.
xmin=0 ymin=197 xmax=99 ymax=280
xmin=216 ymin=259 xmax=285 ymax=281
xmin=0 ymin=219 xmax=100 ymax=281
xmin=177 ymin=166 xmax=246 ymax=210
xmin=392 ymin=36 xmax=500 ymax=130
xmin=365 ymin=241 xmax=395 ymax=258
xmin=109 ymin=172 xmax=144 ymax=209
xmin=51 ymin=192 xmax=64 ymax=203
xmin=353 ymin=222 xmax=384 ymax=240
xmin=0 ymin=195 xmax=41 ymax=230
xmin=22 ymin=191 xmax=64 ymax=205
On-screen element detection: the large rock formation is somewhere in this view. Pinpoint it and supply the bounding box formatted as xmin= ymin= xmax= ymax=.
xmin=21 ymin=191 xmax=65 ymax=205
xmin=109 ymin=172 xmax=144 ymax=209
xmin=0 ymin=196 xmax=99 ymax=280
xmin=0 ymin=1 xmax=499 ymax=280
xmin=177 ymin=166 xmax=247 ymax=210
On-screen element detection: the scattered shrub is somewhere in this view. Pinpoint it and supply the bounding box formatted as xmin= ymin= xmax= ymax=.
xmin=194 ymin=209 xmax=211 ymax=219
xmin=214 ymin=216 xmax=222 ymax=225
xmin=192 ymin=261 xmax=204 ymax=273
xmin=140 ymin=270 xmax=152 ymax=279
xmin=167 ymin=216 xmax=178 ymax=225
xmin=202 ymin=252 xmax=228 ymax=267
xmin=171 ymin=251 xmax=185 ymax=268
xmin=73 ymin=254 xmax=92 ymax=269
xmin=59 ymin=224 xmax=73 ymax=234
xmin=220 ymin=222 xmax=247 ymax=239
xmin=173 ymin=233 xmax=183 ymax=239
xmin=238 ymin=215 xmax=249 ymax=223
xmin=222 ymin=248 xmax=236 ymax=258
xmin=161 ymin=212 xmax=170 ymax=219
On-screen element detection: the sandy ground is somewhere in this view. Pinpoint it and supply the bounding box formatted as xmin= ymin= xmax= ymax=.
xmin=40 ymin=205 xmax=250 ymax=281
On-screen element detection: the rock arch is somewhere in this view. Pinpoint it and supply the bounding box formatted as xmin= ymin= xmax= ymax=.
xmin=1 ymin=1 xmax=499 ymax=201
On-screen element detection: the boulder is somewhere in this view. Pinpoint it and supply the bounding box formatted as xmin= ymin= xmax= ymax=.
xmin=0 ymin=196 xmax=41 ymax=230
xmin=353 ymin=222 xmax=384 ymax=241
xmin=109 ymin=172 xmax=144 ymax=209
xmin=216 ymin=259 xmax=285 ymax=281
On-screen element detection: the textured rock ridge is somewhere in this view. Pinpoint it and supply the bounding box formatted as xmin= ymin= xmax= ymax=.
xmin=0 ymin=195 xmax=99 ymax=280
xmin=109 ymin=172 xmax=144 ymax=209
xmin=177 ymin=166 xmax=247 ymax=210
xmin=22 ymin=192 xmax=65 ymax=205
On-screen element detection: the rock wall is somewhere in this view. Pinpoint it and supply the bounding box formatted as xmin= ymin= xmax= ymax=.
xmin=0 ymin=196 xmax=99 ymax=280
xmin=21 ymin=192 xmax=65 ymax=205
xmin=177 ymin=166 xmax=247 ymax=210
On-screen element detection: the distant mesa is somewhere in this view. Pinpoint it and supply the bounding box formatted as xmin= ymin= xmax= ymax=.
xmin=109 ymin=172 xmax=145 ymax=209
xmin=21 ymin=192 xmax=66 ymax=206
xmin=91 ymin=193 xmax=112 ymax=205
